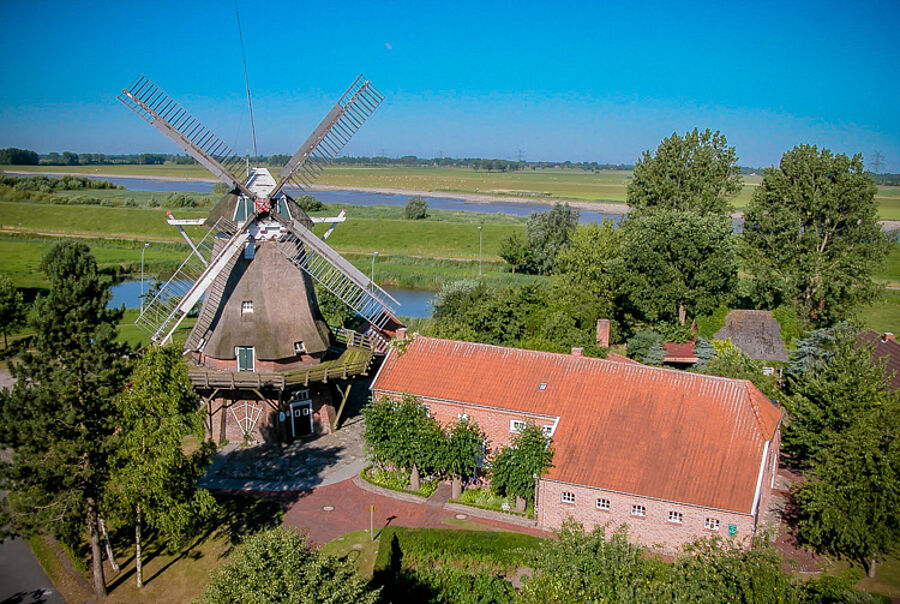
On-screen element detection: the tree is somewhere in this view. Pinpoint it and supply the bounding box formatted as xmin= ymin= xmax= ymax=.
xmin=295 ymin=195 xmax=323 ymax=213
xmin=525 ymin=203 xmax=579 ymax=275
xmin=201 ymin=527 xmax=379 ymax=604
xmin=404 ymin=195 xmax=429 ymax=219
xmin=490 ymin=422 xmax=553 ymax=506
xmin=498 ymin=232 xmax=530 ymax=273
xmin=620 ymin=210 xmax=737 ymax=325
xmin=499 ymin=203 xmax=579 ymax=275
xmin=106 ymin=345 xmax=217 ymax=587
xmin=794 ymin=395 xmax=900 ymax=578
xmin=441 ymin=418 xmax=486 ymax=499
xmin=626 ymin=330 xmax=663 ymax=362
xmin=782 ymin=324 xmax=889 ymax=466
xmin=552 ymin=222 xmax=623 ymax=334
xmin=0 ymin=242 xmax=128 ymax=597
xmin=0 ymin=274 xmax=26 ymax=348
xmin=742 ymin=145 xmax=891 ymax=325
xmin=627 ymin=128 xmax=742 ymax=217
xmin=700 ymin=339 xmax=778 ymax=399
xmin=0 ymin=147 xmax=40 ymax=165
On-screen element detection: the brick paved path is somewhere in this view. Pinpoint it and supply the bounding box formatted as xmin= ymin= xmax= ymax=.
xmin=281 ymin=478 xmax=548 ymax=545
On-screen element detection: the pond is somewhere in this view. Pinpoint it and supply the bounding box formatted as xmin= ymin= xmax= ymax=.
xmin=109 ymin=280 xmax=436 ymax=318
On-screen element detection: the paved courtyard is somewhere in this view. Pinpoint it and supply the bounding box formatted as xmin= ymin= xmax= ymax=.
xmin=199 ymin=415 xmax=368 ymax=492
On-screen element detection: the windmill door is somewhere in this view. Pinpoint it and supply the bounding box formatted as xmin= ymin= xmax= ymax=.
xmin=289 ymin=401 xmax=314 ymax=438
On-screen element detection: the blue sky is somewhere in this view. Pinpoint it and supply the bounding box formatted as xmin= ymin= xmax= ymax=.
xmin=1 ymin=0 xmax=898 ymax=170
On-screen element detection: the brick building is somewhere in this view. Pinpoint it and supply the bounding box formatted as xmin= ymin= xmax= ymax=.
xmin=371 ymin=336 xmax=782 ymax=552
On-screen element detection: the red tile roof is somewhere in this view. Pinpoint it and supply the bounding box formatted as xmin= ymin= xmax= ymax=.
xmin=663 ymin=341 xmax=698 ymax=363
xmin=372 ymin=337 xmax=782 ymax=514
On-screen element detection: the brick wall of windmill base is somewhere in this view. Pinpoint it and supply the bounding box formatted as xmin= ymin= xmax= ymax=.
xmin=373 ymin=391 xmax=557 ymax=457
xmin=205 ymin=385 xmax=335 ymax=444
xmin=195 ymin=352 xmax=324 ymax=372
xmin=536 ymin=480 xmax=756 ymax=554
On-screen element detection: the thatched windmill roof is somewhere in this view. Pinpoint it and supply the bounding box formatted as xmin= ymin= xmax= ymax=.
xmin=194 ymin=241 xmax=331 ymax=361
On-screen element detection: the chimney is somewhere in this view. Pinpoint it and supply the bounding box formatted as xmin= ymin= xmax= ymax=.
xmin=396 ymin=327 xmax=408 ymax=339
xmin=882 ymin=332 xmax=895 ymax=343
xmin=571 ymin=347 xmax=584 ymax=357
xmin=596 ymin=319 xmax=610 ymax=348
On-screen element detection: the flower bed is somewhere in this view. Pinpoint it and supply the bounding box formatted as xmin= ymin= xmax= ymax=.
xmin=361 ymin=465 xmax=438 ymax=498
xmin=451 ymin=486 xmax=533 ymax=518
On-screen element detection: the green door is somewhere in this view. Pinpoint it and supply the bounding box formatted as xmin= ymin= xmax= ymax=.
xmin=236 ymin=346 xmax=254 ymax=372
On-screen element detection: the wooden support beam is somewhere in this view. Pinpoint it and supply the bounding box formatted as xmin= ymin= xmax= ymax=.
xmin=332 ymin=383 xmax=352 ymax=432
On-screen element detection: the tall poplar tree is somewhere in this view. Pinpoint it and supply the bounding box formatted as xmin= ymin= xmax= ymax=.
xmin=0 ymin=241 xmax=127 ymax=598
xmin=106 ymin=345 xmax=216 ymax=587
xmin=742 ymin=145 xmax=890 ymax=325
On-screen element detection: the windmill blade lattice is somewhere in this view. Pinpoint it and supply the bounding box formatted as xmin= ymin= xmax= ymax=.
xmin=271 ymin=75 xmax=384 ymax=198
xmin=274 ymin=214 xmax=399 ymax=329
xmin=137 ymin=217 xmax=250 ymax=343
xmin=118 ymin=75 xmax=250 ymax=194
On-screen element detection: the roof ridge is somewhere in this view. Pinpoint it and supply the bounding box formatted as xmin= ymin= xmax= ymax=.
xmin=415 ymin=336 xmax=757 ymax=388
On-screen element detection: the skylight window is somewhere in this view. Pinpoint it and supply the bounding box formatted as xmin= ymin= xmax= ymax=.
xmin=538 ymin=382 xmax=547 ymax=390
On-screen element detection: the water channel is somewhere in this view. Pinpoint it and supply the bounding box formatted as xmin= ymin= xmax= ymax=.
xmin=109 ymin=280 xmax=436 ymax=318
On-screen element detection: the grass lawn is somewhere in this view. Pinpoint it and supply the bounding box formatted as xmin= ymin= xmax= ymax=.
xmin=27 ymin=494 xmax=285 ymax=603
xmin=857 ymin=289 xmax=900 ymax=334
xmin=820 ymin=556 xmax=900 ymax=601
xmin=7 ymin=164 xmax=900 ymax=219
xmin=321 ymin=529 xmax=381 ymax=579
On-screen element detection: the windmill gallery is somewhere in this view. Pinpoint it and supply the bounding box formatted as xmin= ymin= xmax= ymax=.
xmin=121 ymin=76 xmax=781 ymax=550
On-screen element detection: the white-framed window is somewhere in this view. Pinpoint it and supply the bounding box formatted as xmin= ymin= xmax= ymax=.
xmin=236 ymin=346 xmax=255 ymax=372
xmin=561 ymin=491 xmax=576 ymax=504
xmin=542 ymin=424 xmax=555 ymax=437
xmin=243 ymin=241 xmax=255 ymax=259
xmin=631 ymin=504 xmax=646 ymax=517
xmin=538 ymin=382 xmax=547 ymax=390
xmin=293 ymin=341 xmax=306 ymax=354
xmin=596 ymin=498 xmax=610 ymax=511
xmin=762 ymin=366 xmax=775 ymax=376
xmin=457 ymin=413 xmax=469 ymax=422
xmin=510 ymin=420 xmax=527 ymax=433
xmin=423 ymin=405 xmax=431 ymax=418
xmin=295 ymin=389 xmax=311 ymax=402
xmin=668 ymin=511 xmax=683 ymax=524
xmin=705 ymin=517 xmax=720 ymax=531
xmin=241 ymin=300 xmax=253 ymax=314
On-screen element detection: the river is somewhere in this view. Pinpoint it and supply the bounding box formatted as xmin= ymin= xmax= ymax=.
xmin=59 ymin=175 xmax=625 ymax=224
xmin=109 ymin=280 xmax=436 ymax=318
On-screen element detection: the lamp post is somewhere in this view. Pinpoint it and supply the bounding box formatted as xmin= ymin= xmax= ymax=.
xmin=477 ymin=226 xmax=483 ymax=277
xmin=370 ymin=251 xmax=379 ymax=284
xmin=140 ymin=242 xmax=150 ymax=314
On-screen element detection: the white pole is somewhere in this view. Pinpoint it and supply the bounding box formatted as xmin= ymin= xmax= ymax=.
xmin=140 ymin=242 xmax=150 ymax=314
xmin=477 ymin=226 xmax=483 ymax=277
xmin=371 ymin=251 xmax=379 ymax=284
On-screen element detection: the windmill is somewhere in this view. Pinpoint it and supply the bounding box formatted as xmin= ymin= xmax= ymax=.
xmin=119 ymin=74 xmax=400 ymax=443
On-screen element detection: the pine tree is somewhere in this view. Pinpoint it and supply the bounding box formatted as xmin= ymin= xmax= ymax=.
xmin=0 ymin=241 xmax=128 ymax=598
xmin=0 ymin=274 xmax=26 ymax=349
xmin=106 ymin=345 xmax=217 ymax=587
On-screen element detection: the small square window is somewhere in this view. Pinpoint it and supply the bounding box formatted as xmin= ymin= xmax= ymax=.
xmin=538 ymin=382 xmax=547 ymax=390
xmin=294 ymin=341 xmax=306 ymax=354
xmin=457 ymin=413 xmax=469 ymax=422
xmin=241 ymin=300 xmax=253 ymax=314
xmin=705 ymin=517 xmax=720 ymax=531
xmin=510 ymin=420 xmax=526 ymax=433
xmin=561 ymin=491 xmax=576 ymax=504
xmin=668 ymin=511 xmax=683 ymax=524
xmin=631 ymin=504 xmax=646 ymax=517
xmin=542 ymin=425 xmax=555 ymax=437
xmin=596 ymin=498 xmax=610 ymax=511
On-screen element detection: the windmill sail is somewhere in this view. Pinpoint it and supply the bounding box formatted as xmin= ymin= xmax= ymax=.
xmin=269 ymin=75 xmax=384 ymax=198
xmin=118 ymin=75 xmax=251 ymax=196
xmin=137 ymin=217 xmax=251 ymax=344
xmin=274 ymin=213 xmax=399 ymax=329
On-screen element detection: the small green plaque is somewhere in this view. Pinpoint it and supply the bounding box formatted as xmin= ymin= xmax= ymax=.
xmin=727 ymin=524 xmax=737 ymax=536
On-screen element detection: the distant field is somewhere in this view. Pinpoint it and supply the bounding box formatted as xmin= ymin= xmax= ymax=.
xmin=858 ymin=288 xmax=900 ymax=334
xmin=0 ymin=164 xmax=878 ymax=214
xmin=6 ymin=163 xmax=900 ymax=219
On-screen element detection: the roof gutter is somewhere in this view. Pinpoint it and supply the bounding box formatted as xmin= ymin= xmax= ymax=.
xmin=750 ymin=439 xmax=770 ymax=523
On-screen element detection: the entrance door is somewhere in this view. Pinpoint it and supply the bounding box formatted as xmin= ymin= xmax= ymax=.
xmin=289 ymin=402 xmax=314 ymax=438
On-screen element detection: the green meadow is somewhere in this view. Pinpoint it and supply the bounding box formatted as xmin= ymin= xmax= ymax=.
xmin=6 ymin=164 xmax=900 ymax=218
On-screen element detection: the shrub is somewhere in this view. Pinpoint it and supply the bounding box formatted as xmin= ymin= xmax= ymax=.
xmin=404 ymin=195 xmax=428 ymax=219
xmin=201 ymin=527 xmax=378 ymax=604
xmin=296 ymin=195 xmax=324 ymax=212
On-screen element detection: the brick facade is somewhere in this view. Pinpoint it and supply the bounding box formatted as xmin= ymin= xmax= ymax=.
xmin=205 ymin=383 xmax=335 ymax=444
xmin=537 ymin=480 xmax=756 ymax=553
